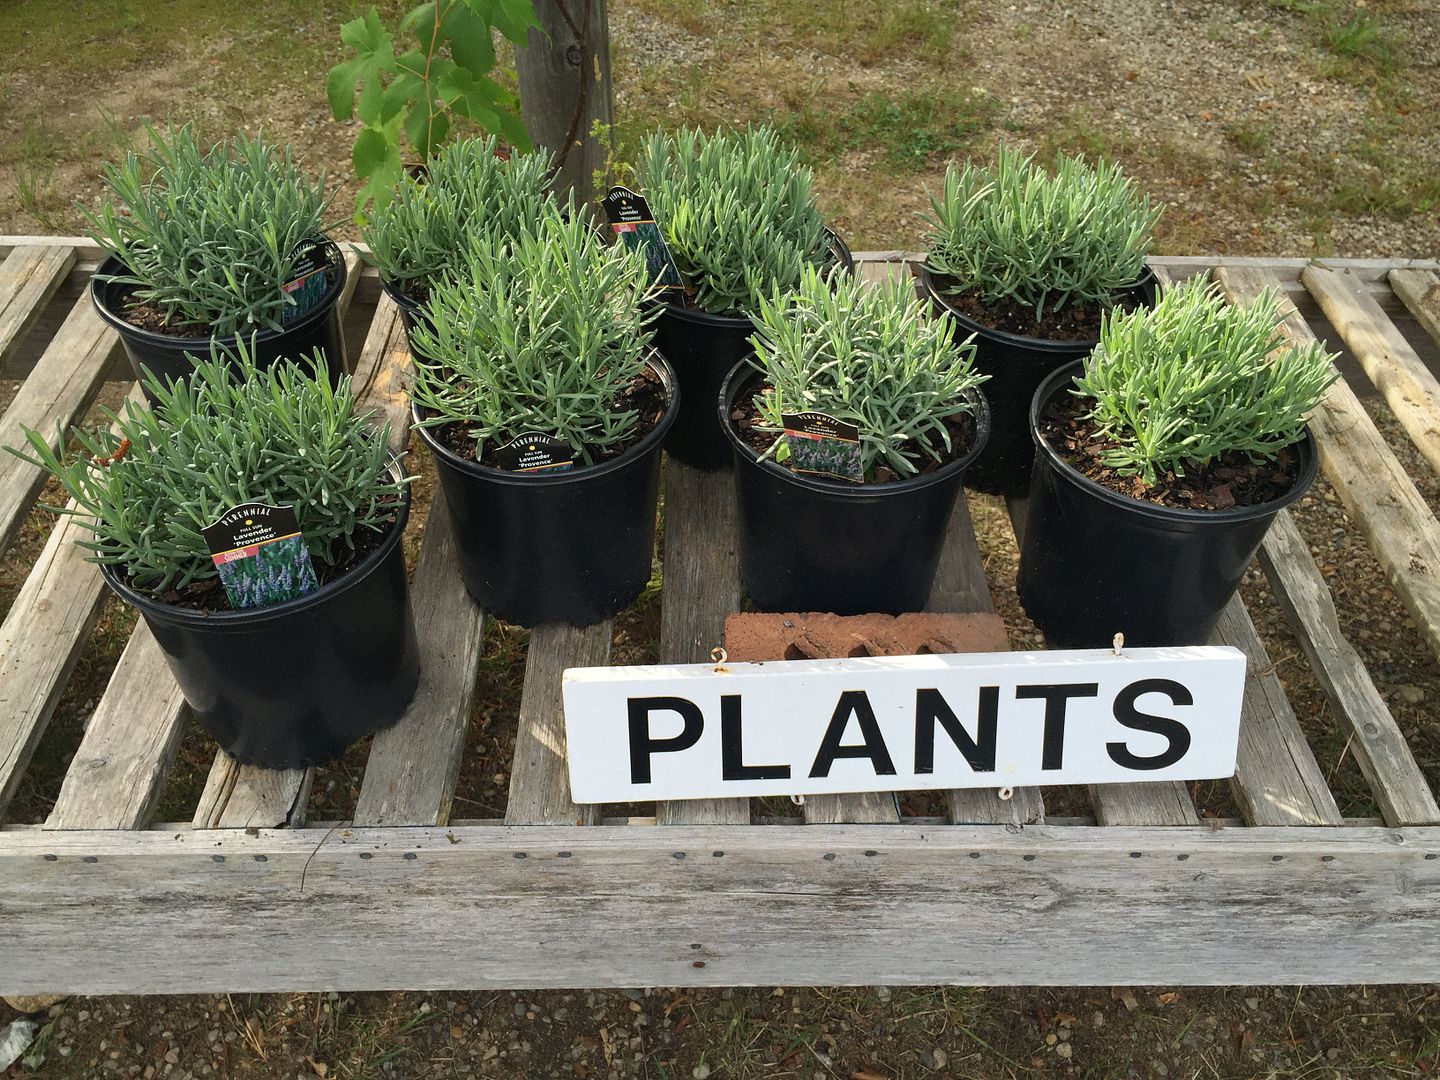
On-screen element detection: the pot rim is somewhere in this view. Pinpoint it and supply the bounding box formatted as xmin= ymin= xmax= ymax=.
xmin=413 ymin=352 xmax=680 ymax=487
xmin=916 ymin=260 xmax=1158 ymax=354
xmin=655 ymin=226 xmax=856 ymax=328
xmin=91 ymin=239 xmax=347 ymax=351
xmin=718 ymin=361 xmax=992 ymax=498
xmin=380 ymin=274 xmax=428 ymax=317
xmin=100 ymin=457 xmax=412 ymax=629
xmin=1029 ymin=358 xmax=1319 ymax=524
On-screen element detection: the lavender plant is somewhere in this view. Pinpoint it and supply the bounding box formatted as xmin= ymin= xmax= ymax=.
xmin=409 ymin=210 xmax=661 ymax=463
xmin=924 ymin=146 xmax=1161 ymax=321
xmin=10 ymin=348 xmax=408 ymax=595
xmin=749 ymin=266 xmax=987 ymax=478
xmin=84 ymin=125 xmax=334 ymax=337
xmin=638 ymin=126 xmax=831 ymax=316
xmin=1073 ymin=277 xmax=1337 ymax=484
xmin=361 ymin=136 xmax=555 ymax=293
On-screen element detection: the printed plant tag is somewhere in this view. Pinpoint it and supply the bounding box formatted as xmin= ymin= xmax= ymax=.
xmin=280 ymin=242 xmax=330 ymax=324
xmin=600 ymin=186 xmax=684 ymax=291
xmin=781 ymin=411 xmax=864 ymax=483
xmin=493 ymin=432 xmax=576 ymax=473
xmin=202 ymin=503 xmax=319 ymax=610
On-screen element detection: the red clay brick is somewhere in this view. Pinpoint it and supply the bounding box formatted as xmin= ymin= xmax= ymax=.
xmin=723 ymin=611 xmax=1008 ymax=662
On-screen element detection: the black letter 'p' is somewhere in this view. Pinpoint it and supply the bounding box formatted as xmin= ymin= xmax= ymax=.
xmin=628 ymin=696 xmax=704 ymax=784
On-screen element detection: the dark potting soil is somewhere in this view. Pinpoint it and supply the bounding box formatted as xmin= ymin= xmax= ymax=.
xmin=143 ymin=504 xmax=402 ymax=614
xmin=729 ymin=384 xmax=977 ymax=484
xmin=1040 ymin=393 xmax=1302 ymax=510
xmin=112 ymin=264 xmax=339 ymax=339
xmin=431 ymin=364 xmax=670 ymax=469
xmin=930 ymin=273 xmax=1146 ymax=342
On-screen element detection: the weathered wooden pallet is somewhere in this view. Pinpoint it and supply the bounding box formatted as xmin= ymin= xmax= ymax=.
xmin=1 ymin=239 xmax=1439 ymax=993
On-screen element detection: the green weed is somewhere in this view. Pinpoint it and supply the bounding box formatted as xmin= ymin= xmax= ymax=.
xmin=775 ymin=86 xmax=995 ymax=172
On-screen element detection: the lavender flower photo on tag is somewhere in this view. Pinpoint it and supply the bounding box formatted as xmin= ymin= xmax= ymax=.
xmin=202 ymin=503 xmax=319 ymax=610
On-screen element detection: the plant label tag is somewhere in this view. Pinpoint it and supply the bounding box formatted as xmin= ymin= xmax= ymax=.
xmin=494 ymin=432 xmax=575 ymax=473
xmin=562 ymin=646 xmax=1248 ymax=803
xmin=281 ymin=242 xmax=330 ymax=325
xmin=781 ymin=411 xmax=863 ymax=483
xmin=202 ymin=503 xmax=319 ymax=610
xmin=600 ymin=186 xmax=684 ymax=291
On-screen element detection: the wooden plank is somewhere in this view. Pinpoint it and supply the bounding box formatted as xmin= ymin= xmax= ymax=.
xmin=1258 ymin=511 xmax=1439 ymax=826
xmin=353 ymin=495 xmax=483 ymax=827
xmin=1212 ymin=596 xmax=1343 ymax=826
xmin=654 ymin=464 xmax=749 ymax=827
xmin=0 ymin=291 xmax=122 ymax=555
xmin=43 ymin=623 xmax=188 ymax=830
xmin=0 ymin=383 xmax=150 ymax=823
xmin=3 ymin=822 xmax=1440 ymax=992
xmin=1302 ymin=265 xmax=1440 ymax=476
xmin=0 ymin=245 xmax=74 ymax=366
xmin=1390 ymin=268 xmax=1440 ymax=350
xmin=1217 ymin=266 xmax=1440 ymax=669
xmin=191 ymin=754 xmax=311 ymax=829
xmin=504 ymin=623 xmax=610 ymax=826
xmin=0 ymin=508 xmax=108 ymax=822
xmin=1087 ymin=781 xmax=1200 ymax=827
xmin=930 ymin=493 xmax=1047 ymax=826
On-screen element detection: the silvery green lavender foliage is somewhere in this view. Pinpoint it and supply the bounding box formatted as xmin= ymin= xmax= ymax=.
xmin=408 ymin=210 xmax=661 ymax=464
xmin=84 ymin=125 xmax=333 ymax=337
xmin=750 ymin=265 xmax=987 ymax=478
xmin=639 ymin=126 xmax=831 ymax=317
xmin=924 ymin=145 xmax=1162 ymax=321
xmin=361 ymin=136 xmax=555 ymax=292
xmin=1073 ymin=277 xmax=1337 ymax=484
xmin=10 ymin=348 xmax=408 ymax=595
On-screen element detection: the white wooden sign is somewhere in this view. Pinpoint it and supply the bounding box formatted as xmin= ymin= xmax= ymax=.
xmin=562 ymin=646 xmax=1246 ymax=804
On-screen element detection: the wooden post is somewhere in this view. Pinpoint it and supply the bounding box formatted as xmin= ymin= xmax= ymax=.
xmin=515 ymin=0 xmax=613 ymax=210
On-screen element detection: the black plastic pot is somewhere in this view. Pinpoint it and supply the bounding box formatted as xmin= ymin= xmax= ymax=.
xmin=719 ymin=363 xmax=991 ymax=615
xmin=101 ymin=477 xmax=420 ymax=770
xmin=91 ymin=241 xmax=351 ymax=402
xmin=918 ymin=262 xmax=1158 ymax=496
xmin=416 ymin=354 xmax=679 ymax=628
xmin=654 ymin=231 xmax=855 ymax=471
xmin=380 ymin=276 xmax=433 ymax=354
xmin=1015 ymin=361 xmax=1319 ymax=648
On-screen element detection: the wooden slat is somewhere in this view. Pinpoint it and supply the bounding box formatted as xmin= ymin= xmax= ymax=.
xmin=1217 ymin=266 xmax=1440 ymax=668
xmin=1213 ymin=596 xmax=1343 ymax=826
xmin=504 ymin=623 xmax=610 ymax=826
xmin=0 ymin=507 xmax=108 ymax=821
xmin=1258 ymin=511 xmax=1439 ymax=826
xmin=352 ymin=495 xmax=484 ymax=827
xmin=1302 ymin=265 xmax=1440 ymax=477
xmin=191 ymin=753 xmax=311 ymax=829
xmin=1390 ymin=268 xmax=1440 ymax=350
xmin=0 ymin=245 xmax=74 ymax=366
xmin=802 ymin=791 xmax=899 ymax=824
xmin=932 ymin=493 xmax=1046 ymax=826
xmin=4 ymin=822 xmax=1440 ymax=992
xmin=1087 ymin=781 xmax=1200 ymax=827
xmin=654 ymin=464 xmax=749 ymax=827
xmin=43 ymin=622 xmax=188 ymax=830
xmin=0 ymin=291 xmax=122 ymax=554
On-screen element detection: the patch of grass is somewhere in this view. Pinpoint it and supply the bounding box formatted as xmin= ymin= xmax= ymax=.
xmin=1224 ymin=119 xmax=1274 ymax=154
xmin=775 ymin=85 xmax=996 ymax=172
xmin=1324 ymin=10 xmax=1393 ymax=62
